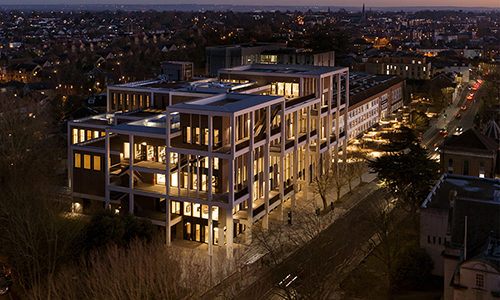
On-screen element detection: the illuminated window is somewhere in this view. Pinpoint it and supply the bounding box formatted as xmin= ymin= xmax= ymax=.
xmin=193 ymin=203 xmax=201 ymax=218
xmin=124 ymin=142 xmax=130 ymax=159
xmin=184 ymin=203 xmax=191 ymax=216
xmin=93 ymin=156 xmax=101 ymax=171
xmin=83 ymin=154 xmax=91 ymax=169
xmin=87 ymin=130 xmax=92 ymax=140
xmin=79 ymin=129 xmax=85 ymax=142
xmin=75 ymin=153 xmax=81 ymax=168
xmin=72 ymin=128 xmax=78 ymax=144
xmin=479 ymin=162 xmax=485 ymax=178
xmin=94 ymin=131 xmax=99 ymax=139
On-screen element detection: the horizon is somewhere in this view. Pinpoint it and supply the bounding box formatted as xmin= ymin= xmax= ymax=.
xmin=0 ymin=2 xmax=498 ymax=9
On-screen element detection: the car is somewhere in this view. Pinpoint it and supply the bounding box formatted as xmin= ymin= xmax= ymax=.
xmin=456 ymin=126 xmax=463 ymax=132
xmin=455 ymin=113 xmax=461 ymax=119
xmin=439 ymin=128 xmax=447 ymax=134
xmin=0 ymin=265 xmax=12 ymax=296
xmin=461 ymin=106 xmax=467 ymax=110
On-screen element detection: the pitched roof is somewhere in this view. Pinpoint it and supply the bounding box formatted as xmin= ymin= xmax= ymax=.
xmin=441 ymin=127 xmax=499 ymax=152
xmin=485 ymin=120 xmax=500 ymax=141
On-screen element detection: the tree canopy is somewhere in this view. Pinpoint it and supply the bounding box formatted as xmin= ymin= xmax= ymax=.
xmin=368 ymin=126 xmax=440 ymax=212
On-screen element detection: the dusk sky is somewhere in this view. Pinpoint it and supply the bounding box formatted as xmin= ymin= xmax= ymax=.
xmin=1 ymin=0 xmax=498 ymax=7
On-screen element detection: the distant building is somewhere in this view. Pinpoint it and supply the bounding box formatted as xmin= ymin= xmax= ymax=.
xmin=161 ymin=61 xmax=193 ymax=81
xmin=206 ymin=43 xmax=335 ymax=76
xmin=364 ymin=55 xmax=431 ymax=80
xmin=5 ymin=62 xmax=42 ymax=83
xmin=206 ymin=42 xmax=285 ymax=76
xmin=260 ymin=48 xmax=334 ymax=67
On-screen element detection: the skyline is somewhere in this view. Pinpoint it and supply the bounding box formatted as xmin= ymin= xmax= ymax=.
xmin=0 ymin=1 xmax=498 ymax=9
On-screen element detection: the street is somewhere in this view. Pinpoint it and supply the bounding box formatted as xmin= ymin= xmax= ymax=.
xmin=423 ymin=83 xmax=482 ymax=161
xmin=236 ymin=188 xmax=388 ymax=300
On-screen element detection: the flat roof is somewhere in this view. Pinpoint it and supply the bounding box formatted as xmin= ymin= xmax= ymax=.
xmin=108 ymin=113 xmax=179 ymax=135
xmin=423 ymin=174 xmax=500 ymax=210
xmin=170 ymin=93 xmax=283 ymax=113
xmin=221 ymin=63 xmax=346 ymax=76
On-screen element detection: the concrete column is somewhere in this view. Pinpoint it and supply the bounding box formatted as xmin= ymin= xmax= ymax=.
xmin=218 ymin=208 xmax=225 ymax=248
xmin=344 ymin=70 xmax=349 ymax=160
xmin=129 ymin=135 xmax=134 ymax=214
xmin=208 ymin=204 xmax=213 ymax=255
xmin=247 ymin=111 xmax=254 ymax=245
xmin=263 ymin=107 xmax=271 ymax=230
xmin=299 ymin=77 xmax=304 ymax=97
xmin=104 ymin=131 xmax=110 ymax=209
xmin=226 ymin=208 xmax=234 ymax=259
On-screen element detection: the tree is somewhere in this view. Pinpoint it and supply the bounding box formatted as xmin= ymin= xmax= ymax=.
xmin=35 ymin=239 xmax=187 ymax=300
xmin=0 ymin=92 xmax=84 ymax=295
xmin=330 ymin=161 xmax=349 ymax=205
xmin=313 ymin=163 xmax=334 ymax=211
xmin=361 ymin=193 xmax=413 ymax=292
xmin=368 ymin=126 xmax=440 ymax=213
xmin=393 ymin=246 xmax=434 ymax=290
xmin=79 ymin=209 xmax=157 ymax=254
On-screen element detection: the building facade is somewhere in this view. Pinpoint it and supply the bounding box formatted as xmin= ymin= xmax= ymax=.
xmin=69 ymin=64 xmax=404 ymax=258
xmin=365 ymin=55 xmax=431 ymax=80
xmin=420 ymin=173 xmax=500 ymax=297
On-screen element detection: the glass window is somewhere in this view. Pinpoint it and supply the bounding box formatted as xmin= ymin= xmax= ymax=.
xmin=72 ymin=129 xmax=78 ymax=144
xmin=184 ymin=203 xmax=191 ymax=216
xmin=94 ymin=131 xmax=99 ymax=139
xmin=202 ymin=205 xmax=209 ymax=219
xmin=212 ymin=206 xmax=219 ymax=221
xmin=448 ymin=158 xmax=453 ymax=174
xmin=479 ymin=162 xmax=485 ymax=178
xmin=193 ymin=203 xmax=201 ymax=218
xmin=476 ymin=274 xmax=484 ymax=288
xmin=84 ymin=154 xmax=91 ymax=169
xmin=93 ymin=156 xmax=101 ymax=171
xmin=124 ymin=142 xmax=130 ymax=159
xmin=463 ymin=160 xmax=469 ymax=176
xmin=87 ymin=130 xmax=92 ymax=140
xmin=79 ymin=129 xmax=85 ymax=142
xmin=75 ymin=153 xmax=81 ymax=168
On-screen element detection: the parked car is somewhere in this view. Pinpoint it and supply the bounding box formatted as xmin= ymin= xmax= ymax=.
xmin=0 ymin=265 xmax=12 ymax=295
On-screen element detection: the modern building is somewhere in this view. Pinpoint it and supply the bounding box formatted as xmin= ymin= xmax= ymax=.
xmin=439 ymin=128 xmax=499 ymax=178
xmin=205 ymin=43 xmax=335 ymax=76
xmin=260 ymin=48 xmax=335 ymax=67
xmin=160 ymin=61 xmax=193 ymax=81
xmin=205 ymin=42 xmax=285 ymax=76
xmin=68 ymin=63 xmax=404 ymax=258
xmin=420 ymin=174 xmax=500 ymax=299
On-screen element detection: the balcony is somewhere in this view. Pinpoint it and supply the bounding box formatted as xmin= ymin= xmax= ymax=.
xmin=285 ymin=93 xmax=316 ymax=109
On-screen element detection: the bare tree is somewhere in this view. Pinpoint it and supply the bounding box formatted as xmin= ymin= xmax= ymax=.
xmin=330 ymin=161 xmax=349 ymax=204
xmin=35 ymin=239 xmax=186 ymax=300
xmin=353 ymin=158 xmax=369 ymax=185
xmin=0 ymin=92 xmax=83 ymax=297
xmin=313 ymin=163 xmax=334 ymax=211
xmin=345 ymin=159 xmax=357 ymax=194
xmin=361 ymin=192 xmax=412 ymax=292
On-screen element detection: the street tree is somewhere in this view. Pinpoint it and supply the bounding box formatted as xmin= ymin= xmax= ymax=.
xmin=313 ymin=162 xmax=335 ymax=211
xmin=368 ymin=126 xmax=440 ymax=213
xmin=330 ymin=161 xmax=349 ymax=204
xmin=361 ymin=192 xmax=413 ymax=292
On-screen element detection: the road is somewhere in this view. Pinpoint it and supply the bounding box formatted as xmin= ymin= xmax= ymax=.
xmin=423 ymin=83 xmax=482 ymax=161
xmin=236 ymin=188 xmax=388 ymax=300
